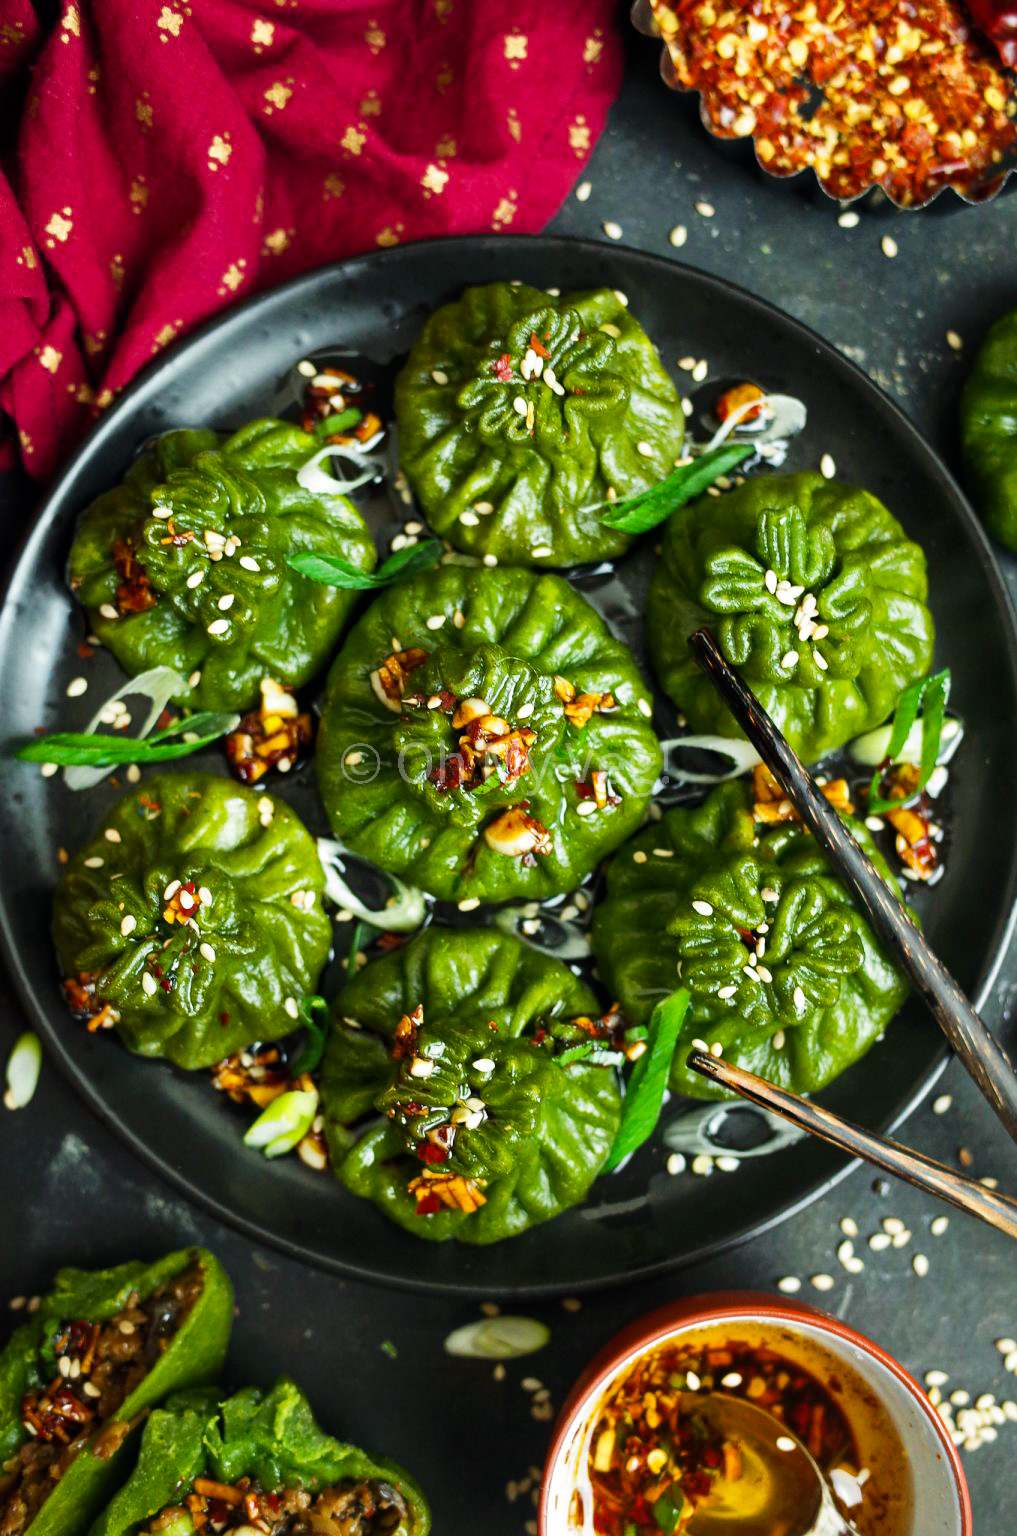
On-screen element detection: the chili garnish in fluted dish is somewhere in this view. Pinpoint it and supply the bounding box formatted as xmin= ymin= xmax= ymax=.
xmin=648 ymin=0 xmax=1017 ymax=205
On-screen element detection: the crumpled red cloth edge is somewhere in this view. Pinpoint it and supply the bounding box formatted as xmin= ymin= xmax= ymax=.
xmin=0 ymin=0 xmax=623 ymax=482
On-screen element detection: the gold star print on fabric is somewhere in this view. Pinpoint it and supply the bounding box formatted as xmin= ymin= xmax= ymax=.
xmin=503 ymin=31 xmax=527 ymax=66
xmin=262 ymin=228 xmax=293 ymax=254
xmin=569 ymin=116 xmax=591 ymax=155
xmin=263 ymin=79 xmax=293 ymax=113
xmin=420 ymin=163 xmax=449 ymax=196
xmin=323 ymin=173 xmax=345 ymax=199
xmin=251 ymin=18 xmax=275 ymax=50
xmin=341 ymin=124 xmax=366 ymax=154
xmin=60 ymin=5 xmax=80 ymax=42
xmin=157 ymin=6 xmax=182 ymax=39
xmin=136 ymin=93 xmax=153 ymax=129
xmin=37 ymin=346 xmax=62 ymax=374
xmin=492 ymin=190 xmax=517 ymax=228
xmin=364 ymin=20 xmax=385 ymax=52
xmin=208 ymin=133 xmax=232 ymax=169
xmin=44 ymin=209 xmax=73 ymax=246
xmin=130 ymin=176 xmax=148 ymax=212
xmin=217 ymin=260 xmax=248 ymax=295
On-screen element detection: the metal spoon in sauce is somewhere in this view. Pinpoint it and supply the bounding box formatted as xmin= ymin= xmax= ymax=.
xmin=683 ymin=1394 xmax=858 ymax=1536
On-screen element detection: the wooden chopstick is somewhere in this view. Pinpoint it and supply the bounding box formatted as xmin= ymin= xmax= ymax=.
xmin=686 ymin=1049 xmax=1017 ymax=1240
xmin=687 ymin=626 xmax=1017 ymax=1144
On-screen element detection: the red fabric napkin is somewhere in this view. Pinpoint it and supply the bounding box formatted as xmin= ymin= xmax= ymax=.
xmin=0 ymin=0 xmax=623 ymax=482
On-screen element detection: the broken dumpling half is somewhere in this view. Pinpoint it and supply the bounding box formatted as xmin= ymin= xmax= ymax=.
xmin=68 ymin=420 xmax=375 ymax=711
xmin=647 ymin=471 xmax=934 ymax=762
xmin=321 ymin=928 xmax=622 ymax=1244
xmin=0 ymin=1249 xmax=232 ymax=1536
xmin=315 ymin=565 xmax=662 ymax=904
xmin=394 ymin=282 xmax=686 ymax=566
xmin=86 ymin=1377 xmax=430 ymax=1536
xmin=52 ymin=773 xmax=332 ymax=1069
xmin=591 ymin=780 xmax=910 ymax=1101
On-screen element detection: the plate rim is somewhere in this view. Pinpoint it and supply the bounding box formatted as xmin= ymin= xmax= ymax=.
xmin=2 ymin=232 xmax=1016 ymax=1297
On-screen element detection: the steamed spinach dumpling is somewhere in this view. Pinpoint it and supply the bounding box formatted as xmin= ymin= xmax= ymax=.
xmin=316 ymin=566 xmax=661 ymax=904
xmin=87 ymin=1378 xmax=429 ymax=1536
xmin=648 ymin=472 xmax=934 ymax=762
xmin=960 ymin=307 xmax=1017 ymax=552
xmin=52 ymin=773 xmax=332 ymax=1070
xmin=394 ymin=283 xmax=686 ymax=566
xmin=591 ymin=782 xmax=909 ymax=1101
xmin=322 ymin=929 xmax=622 ymax=1244
xmin=68 ymin=419 xmax=375 ymax=711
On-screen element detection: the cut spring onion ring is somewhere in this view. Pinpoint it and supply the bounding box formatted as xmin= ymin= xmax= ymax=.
xmin=296 ymin=443 xmax=381 ymax=497
xmin=444 ymin=1316 xmax=551 ymax=1359
xmin=317 ymin=839 xmax=428 ymax=932
xmin=849 ymin=715 xmax=963 ymax=769
xmin=243 ymin=1088 xmax=319 ymax=1158
xmin=4 ymin=1032 xmax=42 ymax=1111
xmin=660 ymin=734 xmax=762 ymax=786
xmin=64 ymin=665 xmax=187 ymax=792
xmin=696 ymin=393 xmax=808 ymax=457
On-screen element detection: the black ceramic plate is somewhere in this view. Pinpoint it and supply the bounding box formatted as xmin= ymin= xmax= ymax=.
xmin=2 ymin=235 xmax=1016 ymax=1297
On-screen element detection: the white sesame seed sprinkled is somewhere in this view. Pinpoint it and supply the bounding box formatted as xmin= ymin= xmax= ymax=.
xmin=840 ymin=1216 xmax=859 ymax=1238
xmin=777 ymin=1276 xmax=801 ymax=1293
xmin=838 ymin=210 xmax=860 ymax=229
xmin=186 ymin=570 xmax=205 ymax=591
xmin=950 ymin=1389 xmax=970 ymax=1406
xmin=284 ymin=997 xmax=299 ymax=1019
xmin=669 ymin=224 xmax=688 ymax=248
xmin=931 ymin=1215 xmax=949 ymax=1236
xmin=686 ymin=1370 xmax=702 ymax=1390
xmin=926 ymin=1370 xmax=950 ymax=1386
xmin=691 ymin=1038 xmax=709 ymax=1052
xmin=575 ymin=180 xmax=592 ymax=202
xmin=207 ymin=619 xmax=230 ymax=635
xmin=868 ymin=1232 xmax=892 ymax=1251
xmin=425 ymin=614 xmax=446 ymax=630
xmin=764 ymin=568 xmax=778 ymax=594
xmin=120 ymin=915 xmax=136 ymax=936
xmin=996 ymin=1337 xmax=1017 ymax=1354
xmin=716 ymin=1154 xmax=740 ymax=1172
xmin=66 ymin=676 xmax=88 ymax=698
xmin=40 ymin=762 xmax=59 ymax=778
xmin=820 ymin=453 xmax=836 ymax=479
xmin=946 ymin=330 xmax=964 ymax=352
xmin=217 ymin=593 xmax=235 ymax=611
xmin=632 ymin=850 xmax=647 ymax=864
xmin=710 ymin=1041 xmax=724 ymax=1058
xmin=781 ymin=650 xmax=799 ymax=669
xmin=636 ymin=440 xmax=655 ymax=458
xmin=717 ymin=985 xmax=737 ymax=1000
xmin=576 ymin=801 xmax=597 ymax=818
xmin=776 ymin=1437 xmax=796 ymax=1453
xmin=532 ymin=546 xmax=553 ymax=558
xmin=125 ymin=764 xmax=141 ymax=784
xmin=932 ymin=1093 xmax=952 ymax=1114
xmin=409 ymin=1057 xmax=435 ymax=1079
xmin=459 ymin=511 xmax=480 ymax=528
xmin=756 ymin=965 xmax=773 ymax=983
xmin=692 ymin=899 xmax=713 ymax=916
xmin=99 ymin=603 xmax=119 ymax=620
xmin=637 ymin=698 xmax=652 ymax=718
xmin=483 ymin=553 xmax=498 ymax=567
xmin=883 ymin=1216 xmax=905 ymax=1234
xmin=1005 ymin=1349 xmax=1017 ymax=1371
xmin=695 ymin=200 xmax=715 ymax=218
xmin=602 ymin=221 xmax=623 ymax=241
xmin=882 ymin=235 xmax=898 ymax=259
xmin=720 ymin=1372 xmax=743 ymax=1388
xmin=296 ymin=359 xmax=317 ymax=377
xmin=772 ymin=1029 xmax=786 ymax=1049
xmin=692 ymin=359 xmax=708 ymax=383
xmin=197 ymin=887 xmax=212 ymax=906
xmin=105 ymin=828 xmax=122 ymax=844
xmin=458 ymin=897 xmax=481 ymax=912
xmin=981 ymin=1176 xmax=1000 ymax=1189
xmin=142 ymin=971 xmax=157 ymax=996
xmin=892 ymin=1229 xmax=912 ymax=1248
xmin=512 ymin=396 xmax=528 ymax=417
xmin=690 ymin=1155 xmax=713 ymax=1177
xmin=199 ymin=942 xmax=216 ymax=963
xmin=613 ymin=290 xmax=629 ymax=307
xmin=810 ymin=1274 xmax=835 ymax=1292
xmin=431 ymin=369 xmax=449 ymax=385
xmin=238 ymin=555 xmax=260 ymax=572
xmin=814 ymin=650 xmax=829 ymax=671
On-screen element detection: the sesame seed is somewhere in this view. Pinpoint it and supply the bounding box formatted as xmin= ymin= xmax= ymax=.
xmin=995 ymin=1337 xmax=1017 ymax=1354
xmin=669 ymin=224 xmax=688 ymax=248
xmin=186 ymin=570 xmax=204 ymax=589
xmin=772 ymin=1029 xmax=785 ymax=1049
xmin=126 ymin=764 xmax=141 ymax=784
xmin=950 ymin=1389 xmax=970 ymax=1406
xmin=425 ymin=614 xmax=446 ymax=630
xmin=932 ymin=1094 xmax=952 ymax=1114
xmin=197 ymin=942 xmax=216 ymax=964
xmin=666 ymin=1152 xmax=686 ymax=1175
xmin=84 ymin=856 xmax=104 ymax=869
xmin=636 ymin=440 xmax=655 ymax=459
xmin=575 ymin=180 xmax=592 ymax=202
xmin=40 ymin=762 xmax=58 ymax=778
xmin=119 ymin=915 xmax=136 ymax=937
xmin=602 ymin=221 xmax=623 ymax=240
xmin=692 ymin=359 xmax=708 ymax=383
xmin=613 ymin=290 xmax=628 ymax=307
xmin=792 ymin=986 xmax=807 ymax=1011
xmin=142 ymin=971 xmax=157 ymax=996
xmin=721 ymin=1372 xmax=742 ymax=1388
xmin=105 ymin=828 xmax=122 ymax=844
xmin=632 ymin=850 xmax=647 ymax=864
xmin=637 ymin=698 xmax=653 ymax=719
xmin=926 ymin=1369 xmax=950 ymax=1387
xmin=458 ymin=897 xmax=481 ymax=912
xmin=686 ymin=1370 xmax=702 ymax=1390
xmin=238 ymin=555 xmax=260 ymax=572
xmin=296 ymin=359 xmax=317 ymax=377
xmin=931 ymin=1216 xmax=949 ymax=1236
xmin=840 ymin=1216 xmax=859 ymax=1237
xmin=865 ymin=815 xmax=884 ymax=832
xmin=691 ymin=1154 xmax=713 ymax=1177
xmin=431 ymin=369 xmax=449 ymax=385
xmin=777 ymin=1276 xmax=801 ymax=1293
xmin=217 ymin=593 xmax=235 ymax=611
xmin=883 ymin=1216 xmax=905 ymax=1234
xmin=483 ymin=553 xmax=498 ymax=567
xmin=692 ymin=899 xmax=714 ymax=916
xmin=869 ymin=1232 xmax=891 ymax=1251
xmin=66 ymin=677 xmax=88 ymax=698
xmin=764 ymin=569 xmax=778 ymax=593
xmin=776 ymin=1436 xmax=796 ymax=1453
xmin=678 ymin=356 xmax=696 ymax=371
xmin=820 ymin=453 xmax=836 ymax=479
xmin=717 ymin=985 xmax=737 ymax=1000
xmin=946 ymin=330 xmax=964 ymax=353
xmin=710 ymin=1041 xmax=724 ymax=1058
xmin=512 ymin=396 xmax=528 ymax=416
xmin=837 ymin=210 xmax=860 ymax=229
xmin=781 ymin=650 xmax=799 ymax=669
xmin=814 ymin=650 xmax=829 ymax=671
xmin=576 ymin=800 xmax=596 ymax=817
xmin=409 ymin=1057 xmax=435 ymax=1079
xmin=716 ymin=1154 xmax=740 ymax=1172
xmin=284 ymin=996 xmax=299 ymax=1019
xmin=532 ymin=546 xmax=553 ymax=558
xmin=99 ymin=603 xmax=119 ymax=620
xmin=695 ymin=200 xmax=715 ymax=218
xmin=810 ymin=1274 xmax=835 ymax=1292
xmin=207 ymin=619 xmax=230 ymax=635
xmin=882 ymin=235 xmax=898 ymax=259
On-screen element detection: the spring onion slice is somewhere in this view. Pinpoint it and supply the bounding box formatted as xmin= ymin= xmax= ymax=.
xmin=289 ymin=996 xmax=330 ymax=1077
xmin=288 ymin=540 xmax=442 ymax=590
xmin=493 ymin=905 xmax=591 ymax=960
xmin=696 ymin=393 xmax=808 ymax=456
xmin=865 ymin=669 xmax=951 ymax=814
xmin=4 ymin=1031 xmax=42 ymax=1111
xmin=849 ymin=714 xmax=962 ymax=769
xmin=52 ymin=666 xmax=186 ymax=791
xmin=312 ymin=407 xmax=362 ymax=440
xmin=243 ymin=1088 xmax=319 ymax=1159
xmin=604 ymin=988 xmax=690 ymax=1173
xmin=661 ymin=734 xmax=762 ymax=785
xmin=296 ymin=441 xmax=381 ymax=497
xmin=444 ymin=1317 xmax=551 ymax=1359
xmin=317 ymin=839 xmax=428 ymax=932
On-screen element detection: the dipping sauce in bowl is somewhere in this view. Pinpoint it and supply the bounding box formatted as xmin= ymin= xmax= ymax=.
xmin=540 ymin=1293 xmax=970 ymax=1536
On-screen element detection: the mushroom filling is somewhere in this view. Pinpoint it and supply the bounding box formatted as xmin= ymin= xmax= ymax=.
xmin=147 ymin=1474 xmax=409 ymax=1536
xmin=0 ymin=1266 xmax=205 ymax=1536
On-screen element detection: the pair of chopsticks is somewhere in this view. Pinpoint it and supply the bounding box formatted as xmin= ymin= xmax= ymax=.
xmin=683 ymin=628 xmax=1017 ymax=1240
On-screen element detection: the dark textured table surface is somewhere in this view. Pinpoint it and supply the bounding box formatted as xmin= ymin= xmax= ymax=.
xmin=4 ymin=21 xmax=1017 ymax=1534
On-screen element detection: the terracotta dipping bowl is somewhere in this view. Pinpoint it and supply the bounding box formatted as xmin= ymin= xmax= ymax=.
xmin=539 ymin=1291 xmax=971 ymax=1536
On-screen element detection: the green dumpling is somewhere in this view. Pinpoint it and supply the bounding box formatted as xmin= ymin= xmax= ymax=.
xmin=960 ymin=308 xmax=1017 ymax=553
xmin=647 ymin=472 xmax=934 ymax=762
xmin=315 ymin=565 xmax=661 ymax=904
xmin=591 ymin=782 xmax=910 ymax=1100
xmin=52 ymin=773 xmax=332 ymax=1070
xmin=0 ymin=1249 xmax=232 ymax=1536
xmin=68 ymin=419 xmax=375 ymax=711
xmin=321 ymin=928 xmax=622 ymax=1244
xmin=86 ymin=1378 xmax=429 ymax=1536
xmin=394 ymin=282 xmax=686 ymax=566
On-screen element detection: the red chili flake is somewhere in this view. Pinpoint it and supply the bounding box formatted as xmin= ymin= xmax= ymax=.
xmin=491 ymin=352 xmax=514 ymax=382
xmin=155 ymin=709 xmax=174 ymax=731
xmin=529 ymin=331 xmax=551 ymax=360
xmin=428 ymin=753 xmax=466 ymax=792
xmin=418 ymin=1142 xmax=449 ymax=1165
xmin=76 ymin=642 xmax=94 ymax=659
xmin=415 ymin=1192 xmax=445 ymax=1216
xmin=220 ymin=1011 xmax=230 ymax=1027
